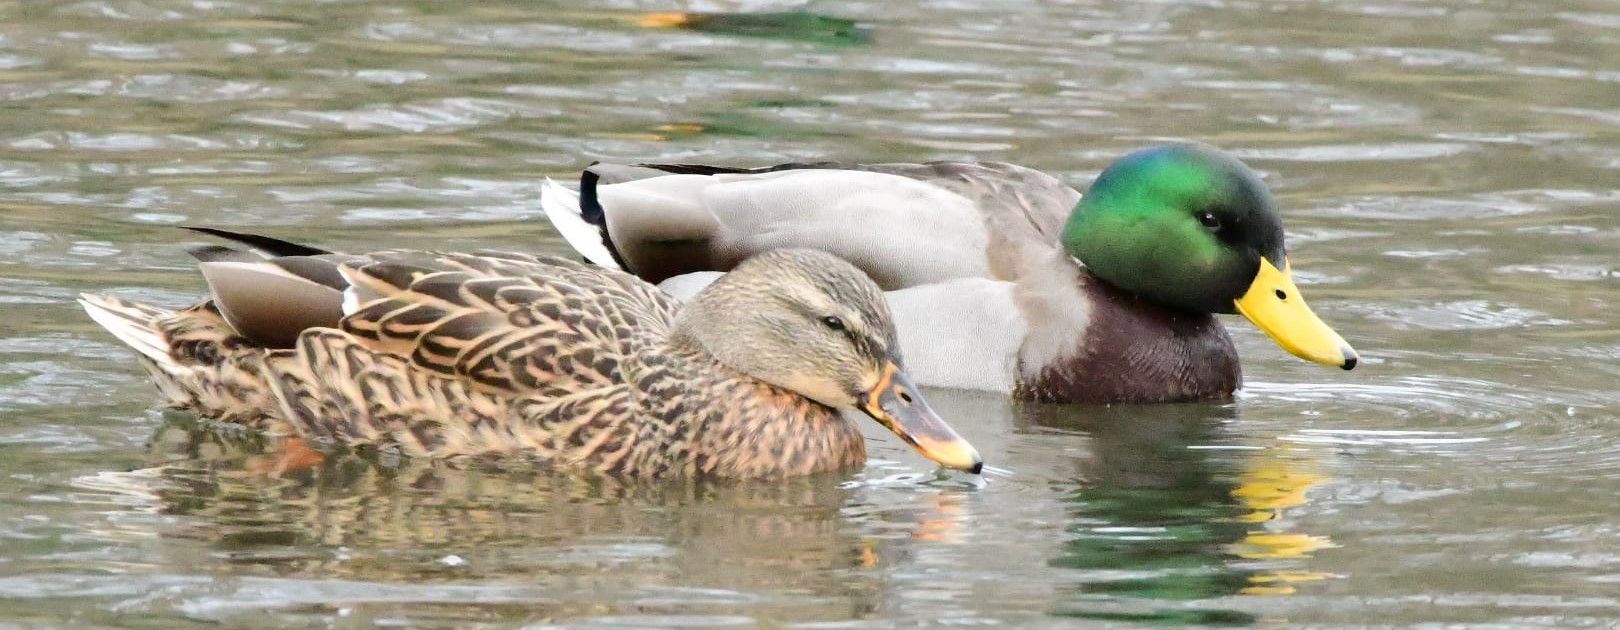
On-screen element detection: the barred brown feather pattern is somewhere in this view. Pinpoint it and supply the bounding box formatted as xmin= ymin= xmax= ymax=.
xmin=335 ymin=251 xmax=679 ymax=398
xmin=271 ymin=312 xmax=863 ymax=477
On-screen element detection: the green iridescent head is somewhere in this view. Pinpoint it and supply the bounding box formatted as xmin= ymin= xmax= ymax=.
xmin=1061 ymin=143 xmax=1358 ymax=370
xmin=1061 ymin=143 xmax=1285 ymax=314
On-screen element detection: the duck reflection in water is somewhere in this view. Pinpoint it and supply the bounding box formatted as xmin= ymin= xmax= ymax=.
xmin=80 ymin=416 xmax=970 ymax=624
xmin=1021 ymin=402 xmax=1334 ymax=624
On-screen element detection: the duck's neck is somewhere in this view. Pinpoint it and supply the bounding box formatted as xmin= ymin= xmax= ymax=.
xmin=653 ymin=345 xmax=867 ymax=478
xmin=1015 ymin=255 xmax=1241 ymax=404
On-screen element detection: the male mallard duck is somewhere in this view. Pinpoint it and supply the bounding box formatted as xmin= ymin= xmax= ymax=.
xmin=539 ymin=143 xmax=1358 ymax=404
xmin=79 ymin=229 xmax=982 ymax=478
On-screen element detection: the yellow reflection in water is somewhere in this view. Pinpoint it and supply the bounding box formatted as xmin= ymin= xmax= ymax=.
xmin=587 ymin=131 xmax=673 ymax=142
xmin=914 ymin=492 xmax=968 ymax=544
xmin=853 ymin=490 xmax=969 ymax=570
xmin=1227 ymin=445 xmax=1338 ymax=595
xmin=636 ymin=12 xmax=692 ymax=29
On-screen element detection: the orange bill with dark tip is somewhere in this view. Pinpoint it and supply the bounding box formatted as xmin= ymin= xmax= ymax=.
xmin=857 ymin=362 xmax=983 ymax=474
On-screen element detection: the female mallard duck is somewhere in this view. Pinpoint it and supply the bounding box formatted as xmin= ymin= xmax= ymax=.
xmin=540 ymin=143 xmax=1358 ymax=404
xmin=79 ymin=229 xmax=982 ymax=478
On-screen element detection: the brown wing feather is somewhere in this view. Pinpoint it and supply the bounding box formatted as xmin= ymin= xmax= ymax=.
xmin=335 ymin=251 xmax=679 ymax=398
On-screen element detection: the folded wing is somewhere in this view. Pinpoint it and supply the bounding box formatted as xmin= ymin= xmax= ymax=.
xmin=544 ymin=161 xmax=1082 ymax=290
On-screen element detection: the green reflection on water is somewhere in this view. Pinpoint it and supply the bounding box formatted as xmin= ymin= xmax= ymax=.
xmin=1024 ymin=404 xmax=1334 ymax=624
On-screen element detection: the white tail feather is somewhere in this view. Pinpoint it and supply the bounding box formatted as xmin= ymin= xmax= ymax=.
xmin=78 ymin=294 xmax=174 ymax=366
xmin=336 ymin=265 xmax=381 ymax=316
xmin=539 ymin=178 xmax=620 ymax=269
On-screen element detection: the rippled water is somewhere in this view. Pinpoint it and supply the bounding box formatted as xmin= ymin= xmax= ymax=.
xmin=5 ymin=0 xmax=1620 ymax=627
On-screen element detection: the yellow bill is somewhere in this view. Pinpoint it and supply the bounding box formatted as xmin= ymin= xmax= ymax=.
xmin=1234 ymin=258 xmax=1358 ymax=370
xmin=858 ymin=362 xmax=983 ymax=473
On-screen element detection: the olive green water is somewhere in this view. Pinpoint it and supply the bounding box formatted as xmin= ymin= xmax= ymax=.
xmin=4 ymin=1 xmax=1620 ymax=627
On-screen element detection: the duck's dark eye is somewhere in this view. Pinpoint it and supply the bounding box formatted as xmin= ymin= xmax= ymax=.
xmin=1198 ymin=211 xmax=1221 ymax=230
xmin=821 ymin=316 xmax=846 ymax=332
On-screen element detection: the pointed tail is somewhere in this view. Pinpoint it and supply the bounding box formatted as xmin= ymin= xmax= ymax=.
xmin=80 ymin=294 xmax=278 ymax=422
xmin=539 ymin=178 xmax=621 ymax=269
xmin=78 ymin=294 xmax=176 ymax=366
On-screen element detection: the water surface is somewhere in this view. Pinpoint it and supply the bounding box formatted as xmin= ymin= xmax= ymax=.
xmin=4 ymin=0 xmax=1620 ymax=627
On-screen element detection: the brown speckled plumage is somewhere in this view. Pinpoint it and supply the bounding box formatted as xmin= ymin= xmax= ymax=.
xmin=79 ymin=235 xmax=931 ymax=479
xmin=80 ymin=296 xmax=282 ymax=425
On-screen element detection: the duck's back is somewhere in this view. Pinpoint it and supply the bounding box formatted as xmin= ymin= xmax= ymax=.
xmin=863 ymin=161 xmax=1079 ymax=282
xmin=576 ymin=160 xmax=1081 ymax=289
xmin=332 ymin=250 xmax=676 ymax=394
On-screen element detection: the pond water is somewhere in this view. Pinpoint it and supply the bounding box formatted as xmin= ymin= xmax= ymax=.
xmin=3 ymin=0 xmax=1620 ymax=627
